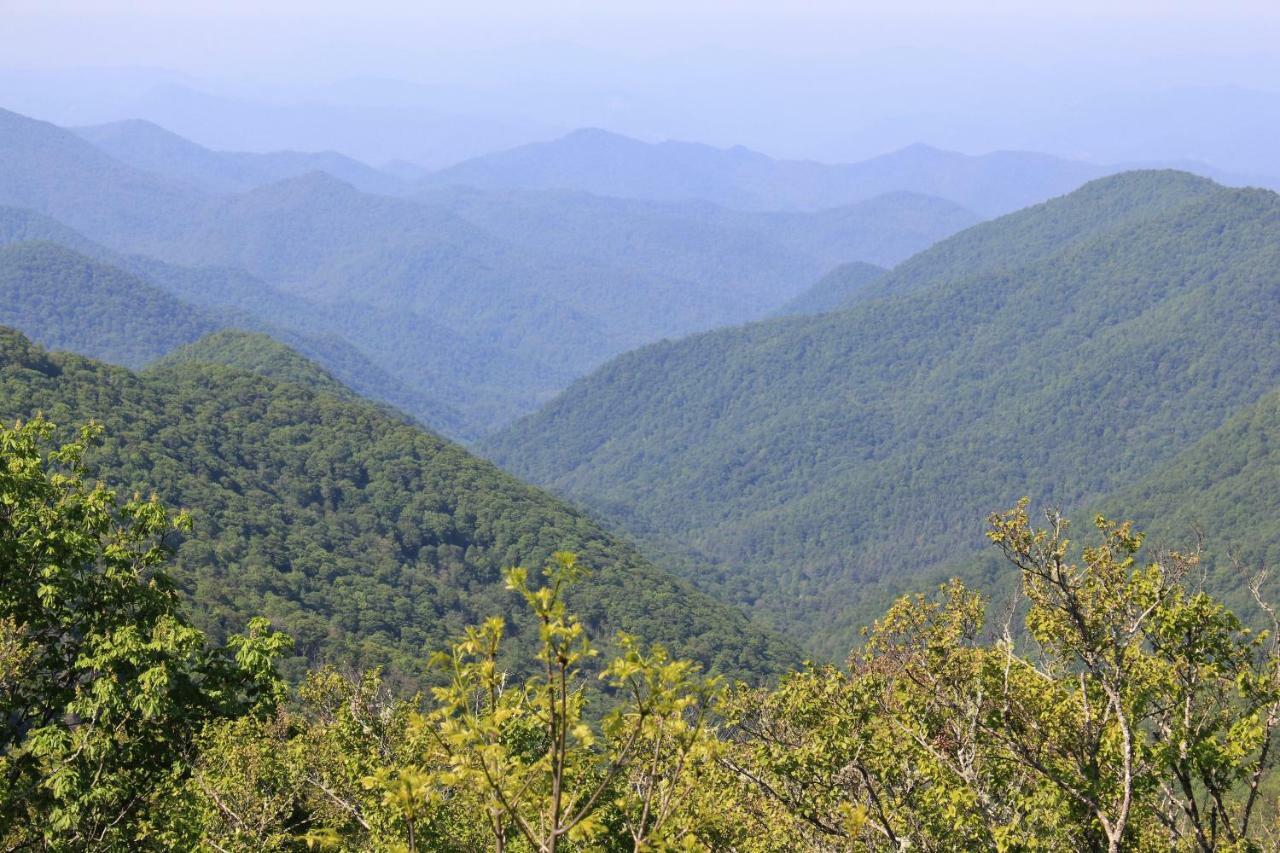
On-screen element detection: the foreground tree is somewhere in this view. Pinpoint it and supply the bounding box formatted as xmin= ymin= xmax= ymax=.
xmin=347 ymin=553 xmax=721 ymax=851
xmin=986 ymin=502 xmax=1280 ymax=850
xmin=0 ymin=418 xmax=290 ymax=848
xmin=722 ymin=501 xmax=1280 ymax=851
xmin=181 ymin=554 xmax=722 ymax=852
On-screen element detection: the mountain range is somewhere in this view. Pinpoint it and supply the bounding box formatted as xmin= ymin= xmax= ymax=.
xmin=421 ymin=128 xmax=1280 ymax=218
xmin=485 ymin=170 xmax=1280 ymax=656
xmin=73 ymin=118 xmax=408 ymax=195
xmin=420 ymin=129 xmax=1111 ymax=217
xmin=0 ymin=106 xmax=989 ymax=436
xmin=7 ymin=98 xmax=1280 ymax=664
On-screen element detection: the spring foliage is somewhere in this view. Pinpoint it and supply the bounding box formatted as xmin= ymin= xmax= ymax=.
xmin=5 ymin=421 xmax=1280 ymax=849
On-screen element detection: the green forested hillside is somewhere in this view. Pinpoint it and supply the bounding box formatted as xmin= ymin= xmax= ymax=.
xmin=148 ymin=329 xmax=360 ymax=399
xmin=0 ymin=205 xmax=496 ymax=438
xmin=1093 ymin=388 xmax=1280 ymax=610
xmin=149 ymin=173 xmax=972 ymax=364
xmin=114 ymin=254 xmax=481 ymax=437
xmin=132 ymin=172 xmax=972 ymax=431
xmin=0 ymin=204 xmax=103 ymax=254
xmin=773 ymin=261 xmax=886 ymax=316
xmin=0 ymin=241 xmax=219 ymax=367
xmin=0 ymin=329 xmax=797 ymax=684
xmin=486 ymin=173 xmax=1280 ymax=657
xmin=852 ymin=169 xmax=1222 ymax=305
xmin=930 ymin=385 xmax=1280 ymax=634
xmin=10 ymin=411 xmax=1279 ymax=849
xmin=149 ymin=328 xmax=473 ymax=438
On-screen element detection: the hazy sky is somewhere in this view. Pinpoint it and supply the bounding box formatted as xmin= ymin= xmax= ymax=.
xmin=7 ymin=1 xmax=1280 ymax=75
xmin=4 ymin=1 xmax=1280 ymax=167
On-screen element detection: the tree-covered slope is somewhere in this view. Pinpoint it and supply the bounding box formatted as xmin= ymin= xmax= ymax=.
xmin=0 ymin=107 xmax=204 ymax=245
xmin=138 ymin=172 xmax=623 ymax=394
xmin=0 ymin=204 xmax=103 ymax=254
xmin=148 ymin=329 xmax=360 ymax=400
xmin=148 ymin=328 xmax=468 ymax=442
xmin=128 ymin=171 xmax=974 ymax=431
xmin=485 ymin=174 xmax=1280 ymax=657
xmin=855 ymin=169 xmax=1221 ymax=305
xmin=74 ymin=118 xmax=407 ymax=195
xmin=934 ymin=385 xmax=1280 ymax=632
xmin=109 ymin=253 xmax=482 ymax=438
xmin=773 ymin=261 xmax=887 ymax=316
xmin=0 ymin=241 xmax=220 ymax=367
xmin=0 ymin=205 xmax=490 ymax=438
xmin=0 ymin=329 xmax=798 ymax=684
xmin=421 ymin=128 xmax=1112 ymax=216
xmin=1093 ymin=388 xmax=1280 ymax=608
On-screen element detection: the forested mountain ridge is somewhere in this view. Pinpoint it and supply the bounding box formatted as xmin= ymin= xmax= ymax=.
xmin=0 ymin=217 xmax=477 ymax=437
xmin=415 ymin=184 xmax=977 ymax=311
xmin=0 ymin=203 xmax=103 ymax=254
xmin=0 ymin=241 xmax=220 ymax=367
xmin=73 ymin=117 xmax=408 ymax=195
xmin=420 ymin=128 xmax=1114 ymax=216
xmin=0 ymin=106 xmax=204 ymax=245
xmin=0 ymin=329 xmax=799 ymax=684
xmin=485 ymin=173 xmax=1280 ymax=657
xmin=773 ymin=261 xmax=887 ymax=316
xmin=148 ymin=329 xmax=361 ymax=401
xmin=850 ymin=169 xmax=1222 ymax=306
xmin=145 ymin=172 xmax=973 ymax=363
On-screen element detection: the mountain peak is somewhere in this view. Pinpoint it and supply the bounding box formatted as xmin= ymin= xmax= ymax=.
xmin=148 ymin=329 xmax=352 ymax=398
xmin=559 ymin=127 xmax=647 ymax=147
xmin=892 ymin=142 xmax=950 ymax=157
xmin=76 ymin=117 xmax=179 ymax=137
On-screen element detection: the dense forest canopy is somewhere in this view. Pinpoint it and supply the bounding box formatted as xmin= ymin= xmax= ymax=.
xmin=7 ymin=418 xmax=1280 ymax=849
xmin=0 ymin=241 xmax=220 ymax=367
xmin=0 ymin=329 xmax=798 ymax=687
xmin=772 ymin=260 xmax=887 ymax=316
xmin=487 ymin=173 xmax=1280 ymax=657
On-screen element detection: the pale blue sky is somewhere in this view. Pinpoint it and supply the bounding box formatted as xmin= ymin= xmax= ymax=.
xmin=3 ymin=1 xmax=1279 ymax=169
xmin=6 ymin=0 xmax=1278 ymax=77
